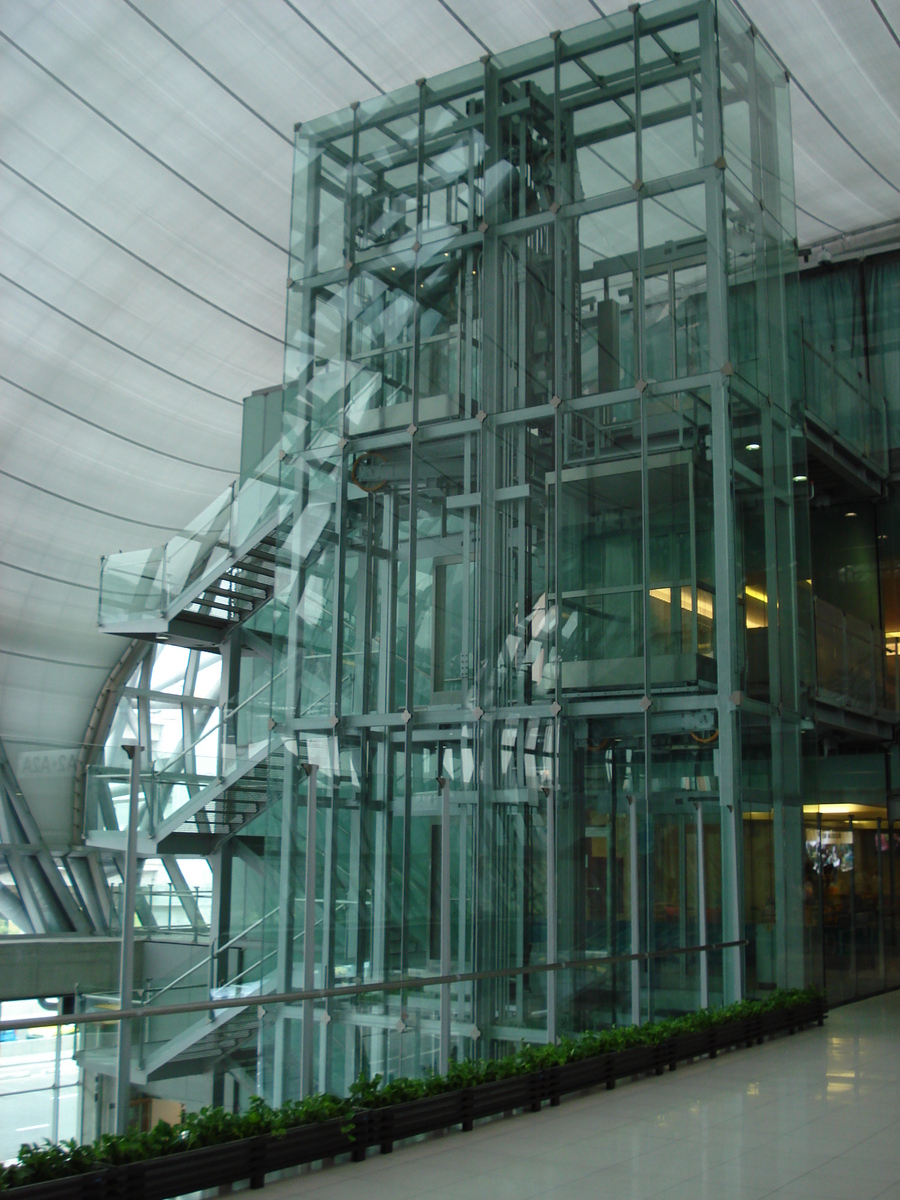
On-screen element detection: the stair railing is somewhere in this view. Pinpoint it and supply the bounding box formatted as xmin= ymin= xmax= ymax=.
xmin=146 ymin=906 xmax=280 ymax=1010
xmin=85 ymin=657 xmax=284 ymax=840
xmin=99 ymin=430 xmax=286 ymax=631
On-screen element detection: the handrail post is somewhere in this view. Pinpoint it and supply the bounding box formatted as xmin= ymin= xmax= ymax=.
xmin=115 ymin=740 xmax=142 ymax=1135
xmin=628 ymin=796 xmax=640 ymax=1025
xmin=300 ymin=763 xmax=318 ymax=1098
xmin=438 ymin=776 xmax=451 ymax=1074
xmin=694 ymin=801 xmax=708 ymax=1009
xmin=160 ymin=543 xmax=168 ymax=615
xmin=542 ymin=783 xmax=557 ymax=1047
xmin=228 ymin=480 xmax=237 ymax=554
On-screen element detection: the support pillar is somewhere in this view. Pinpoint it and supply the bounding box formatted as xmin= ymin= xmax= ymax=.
xmin=438 ymin=775 xmax=451 ymax=1074
xmin=544 ymin=783 xmax=557 ymax=1046
xmin=300 ymin=763 xmax=318 ymax=1098
xmin=629 ymin=796 xmax=640 ymax=1025
xmin=695 ymin=802 xmax=709 ymax=1009
xmin=115 ymin=741 xmax=141 ymax=1135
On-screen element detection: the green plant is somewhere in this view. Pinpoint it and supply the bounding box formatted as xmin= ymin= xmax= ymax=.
xmin=0 ymin=987 xmax=822 ymax=1192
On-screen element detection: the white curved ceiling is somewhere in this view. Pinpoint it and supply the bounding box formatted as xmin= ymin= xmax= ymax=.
xmin=1 ymin=0 xmax=899 ymax=847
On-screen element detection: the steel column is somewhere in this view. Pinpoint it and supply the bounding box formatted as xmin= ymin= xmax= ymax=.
xmin=438 ymin=775 xmax=451 ymax=1073
xmin=300 ymin=763 xmax=318 ymax=1098
xmin=114 ymin=741 xmax=141 ymax=1135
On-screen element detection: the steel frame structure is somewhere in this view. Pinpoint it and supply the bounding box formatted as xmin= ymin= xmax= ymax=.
xmin=251 ymin=0 xmax=806 ymax=1102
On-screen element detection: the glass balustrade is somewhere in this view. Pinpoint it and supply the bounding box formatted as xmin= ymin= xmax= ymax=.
xmin=814 ymin=596 xmax=894 ymax=715
xmin=106 ymin=884 xmax=213 ymax=936
xmin=98 ymin=402 xmax=288 ymax=629
xmin=802 ymin=339 xmax=888 ymax=473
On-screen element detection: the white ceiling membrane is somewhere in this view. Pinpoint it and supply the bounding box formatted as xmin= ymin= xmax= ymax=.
xmin=1 ymin=0 xmax=898 ymax=847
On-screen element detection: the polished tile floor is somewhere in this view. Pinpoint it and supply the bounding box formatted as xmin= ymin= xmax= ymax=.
xmin=262 ymin=992 xmax=900 ymax=1200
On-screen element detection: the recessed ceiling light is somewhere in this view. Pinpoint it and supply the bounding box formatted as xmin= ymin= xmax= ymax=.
xmin=846 ymin=511 xmax=858 ymax=517
xmin=746 ymin=442 xmax=760 ymax=451
xmin=793 ymin=474 xmax=807 ymax=483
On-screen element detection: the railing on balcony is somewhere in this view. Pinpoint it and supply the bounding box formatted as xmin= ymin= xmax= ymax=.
xmin=801 ymin=338 xmax=888 ymax=474
xmin=107 ymin=883 xmax=213 ymax=938
xmin=814 ymin=596 xmax=898 ymax=716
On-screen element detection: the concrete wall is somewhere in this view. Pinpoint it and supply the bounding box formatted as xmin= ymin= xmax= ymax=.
xmin=0 ymin=936 xmax=142 ymax=1001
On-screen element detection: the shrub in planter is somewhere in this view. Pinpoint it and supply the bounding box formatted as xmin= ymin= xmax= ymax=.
xmin=0 ymin=988 xmax=823 ymax=1195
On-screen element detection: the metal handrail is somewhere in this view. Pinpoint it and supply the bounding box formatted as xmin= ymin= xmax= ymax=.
xmin=214 ymin=910 xmax=323 ymax=992
xmin=145 ymin=906 xmax=279 ymax=1005
xmin=0 ymin=939 xmax=748 ymax=1034
xmin=152 ymin=658 xmax=285 ymax=779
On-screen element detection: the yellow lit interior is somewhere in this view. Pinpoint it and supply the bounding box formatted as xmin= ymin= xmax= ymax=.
xmin=802 ymin=803 xmax=887 ymax=817
xmin=648 ymin=587 xmax=714 ymax=619
xmin=744 ymin=582 xmax=768 ymax=629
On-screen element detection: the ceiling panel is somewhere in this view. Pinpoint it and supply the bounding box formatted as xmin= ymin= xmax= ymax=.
xmin=1 ymin=0 xmax=898 ymax=848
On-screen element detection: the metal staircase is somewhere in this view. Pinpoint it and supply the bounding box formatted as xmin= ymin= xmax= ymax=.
xmin=124 ymin=900 xmax=307 ymax=1083
xmin=88 ymin=396 xmax=295 ymax=1091
xmin=89 ymin=434 xmax=287 ymax=854
xmin=137 ymin=1004 xmax=260 ymax=1084
xmin=167 ymin=752 xmax=284 ymax=842
xmin=98 ymin=435 xmax=283 ymax=648
xmin=167 ymin=532 xmax=278 ymax=649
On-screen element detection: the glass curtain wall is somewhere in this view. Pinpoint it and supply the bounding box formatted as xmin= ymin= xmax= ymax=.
xmin=246 ymin=0 xmax=804 ymax=1103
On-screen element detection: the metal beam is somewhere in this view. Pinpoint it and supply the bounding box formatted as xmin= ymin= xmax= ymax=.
xmin=161 ymin=855 xmax=208 ymax=932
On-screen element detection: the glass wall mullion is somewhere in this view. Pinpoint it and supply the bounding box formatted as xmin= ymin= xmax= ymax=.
xmin=634 ymin=3 xmax=655 ymax=1024
xmin=702 ymin=0 xmax=744 ymax=1003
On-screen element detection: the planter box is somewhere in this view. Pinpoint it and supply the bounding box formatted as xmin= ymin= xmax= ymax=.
xmin=4 ymin=1142 xmax=262 ymax=1200
xmin=470 ymin=1072 xmax=541 ymax=1120
xmin=611 ymin=1043 xmax=657 ymax=1080
xmin=555 ymin=1053 xmax=615 ymax=1097
xmin=142 ymin=1138 xmax=260 ymax=1200
xmin=713 ymin=1016 xmax=755 ymax=1053
xmin=263 ymin=1117 xmax=355 ymax=1172
xmin=5 ymin=998 xmax=827 ymax=1200
xmin=670 ymin=1028 xmax=715 ymax=1065
xmin=759 ymin=1008 xmax=791 ymax=1037
xmin=1 ymin=1176 xmax=107 ymax=1200
xmin=366 ymin=1090 xmax=468 ymax=1153
xmin=790 ymin=999 xmax=823 ymax=1028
